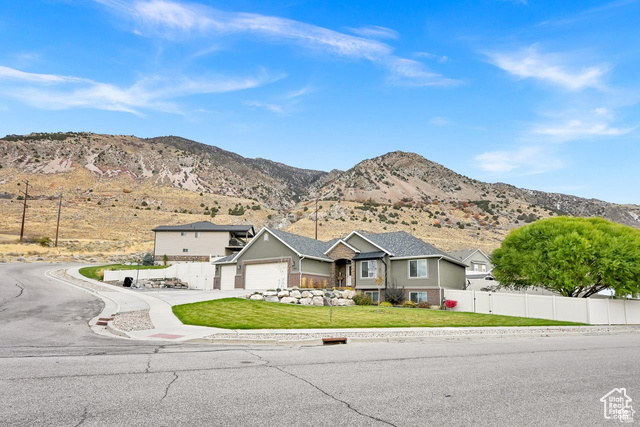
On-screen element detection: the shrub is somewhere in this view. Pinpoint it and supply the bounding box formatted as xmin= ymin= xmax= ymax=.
xmin=142 ymin=253 xmax=154 ymax=266
xmin=379 ymin=301 xmax=393 ymax=307
xmin=417 ymin=302 xmax=430 ymax=309
xmin=402 ymin=301 xmax=417 ymax=308
xmin=162 ymin=254 xmax=168 ymax=266
xmin=353 ymin=292 xmax=373 ymax=306
xmin=384 ymin=283 xmax=405 ymax=305
xmin=37 ymin=237 xmax=52 ymax=247
xmin=445 ymin=300 xmax=458 ymax=309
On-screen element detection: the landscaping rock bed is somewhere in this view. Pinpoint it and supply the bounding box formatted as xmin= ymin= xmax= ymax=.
xmin=112 ymin=310 xmax=154 ymax=332
xmin=245 ymin=289 xmax=357 ymax=306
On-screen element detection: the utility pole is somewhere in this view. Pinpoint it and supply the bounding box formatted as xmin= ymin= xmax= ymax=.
xmin=19 ymin=180 xmax=29 ymax=242
xmin=55 ymin=191 xmax=63 ymax=247
xmin=315 ymin=198 xmax=318 ymax=240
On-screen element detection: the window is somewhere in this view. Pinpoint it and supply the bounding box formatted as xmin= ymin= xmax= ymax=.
xmin=180 ymin=232 xmax=187 ymax=237
xmin=409 ymin=259 xmax=427 ymax=278
xmin=264 ymin=233 xmax=269 ymax=242
xmin=364 ymin=291 xmax=379 ymax=303
xmin=473 ymin=264 xmax=479 ymax=271
xmin=409 ymin=292 xmax=428 ymax=303
xmin=182 ymin=248 xmax=188 ymax=253
xmin=481 ymin=264 xmax=487 ymax=272
xmin=195 ymin=232 xmax=200 ymax=238
xmin=360 ymin=260 xmax=377 ymax=278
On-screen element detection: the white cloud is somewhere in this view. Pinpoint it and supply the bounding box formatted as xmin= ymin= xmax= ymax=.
xmin=475 ymin=146 xmax=564 ymax=175
xmin=96 ymin=0 xmax=458 ymax=87
xmin=487 ymin=45 xmax=607 ymax=91
xmin=429 ymin=116 xmax=454 ymax=126
xmin=532 ymin=119 xmax=635 ymax=141
xmin=347 ymin=25 xmax=399 ymax=40
xmin=246 ymin=100 xmax=285 ymax=114
xmin=413 ymin=52 xmax=449 ymax=63
xmin=0 ymin=65 xmax=278 ymax=115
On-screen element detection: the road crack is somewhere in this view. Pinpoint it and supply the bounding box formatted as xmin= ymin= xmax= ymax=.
xmin=74 ymin=406 xmax=88 ymax=427
xmin=160 ymin=372 xmax=178 ymax=402
xmin=0 ymin=283 xmax=26 ymax=313
xmin=272 ymin=365 xmax=398 ymax=427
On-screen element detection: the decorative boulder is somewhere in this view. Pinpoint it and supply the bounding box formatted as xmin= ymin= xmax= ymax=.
xmin=250 ymin=294 xmax=264 ymax=301
xmin=264 ymin=296 xmax=279 ymax=303
xmin=344 ymin=299 xmax=355 ymax=306
xmin=311 ymin=290 xmax=324 ymax=296
xmin=277 ymin=290 xmax=289 ymax=298
xmin=331 ymin=298 xmax=339 ymax=306
xmin=343 ymin=290 xmax=355 ymax=299
xmin=324 ymin=292 xmax=335 ymax=299
xmin=290 ymin=290 xmax=302 ymax=299
xmin=280 ymin=297 xmax=297 ymax=304
xmin=337 ymin=298 xmax=348 ymax=306
xmin=334 ymin=291 xmax=342 ymax=298
xmin=299 ymin=297 xmax=313 ymax=305
xmin=301 ymin=291 xmax=312 ymax=298
xmin=312 ymin=296 xmax=324 ymax=306
xmin=263 ymin=291 xmax=278 ymax=296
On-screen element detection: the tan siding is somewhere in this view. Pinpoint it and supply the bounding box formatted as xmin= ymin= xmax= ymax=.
xmin=154 ymin=231 xmax=230 ymax=257
xmin=344 ymin=234 xmax=382 ymax=253
xmin=439 ymin=259 xmax=466 ymax=289
xmin=389 ymin=258 xmax=438 ymax=288
xmin=301 ymin=258 xmax=331 ymax=276
xmin=236 ymin=232 xmax=299 ymax=272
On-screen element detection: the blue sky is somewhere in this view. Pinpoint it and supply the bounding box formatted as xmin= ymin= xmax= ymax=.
xmin=1 ymin=0 xmax=639 ymax=204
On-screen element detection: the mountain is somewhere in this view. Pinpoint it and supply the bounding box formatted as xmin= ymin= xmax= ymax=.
xmin=1 ymin=132 xmax=638 ymax=255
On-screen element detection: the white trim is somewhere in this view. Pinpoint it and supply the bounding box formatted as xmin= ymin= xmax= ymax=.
xmin=323 ymin=239 xmax=361 ymax=255
xmin=344 ymin=231 xmax=394 ymax=256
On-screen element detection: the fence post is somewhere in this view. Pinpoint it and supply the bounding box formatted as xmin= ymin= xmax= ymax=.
xmin=586 ymin=298 xmax=591 ymax=325
xmin=473 ymin=290 xmax=476 ymax=313
xmin=552 ymin=295 xmax=557 ymax=320
xmin=524 ymin=293 xmax=529 ymax=318
xmin=606 ymin=299 xmax=611 ymax=325
xmin=623 ymin=299 xmax=628 ymax=325
xmin=489 ymin=293 xmax=493 ymax=315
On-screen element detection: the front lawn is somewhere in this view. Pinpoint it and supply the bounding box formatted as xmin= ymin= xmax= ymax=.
xmin=172 ymin=298 xmax=584 ymax=329
xmin=79 ymin=264 xmax=168 ymax=281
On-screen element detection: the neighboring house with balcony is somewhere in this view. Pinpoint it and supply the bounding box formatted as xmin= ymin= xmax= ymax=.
xmin=449 ymin=249 xmax=493 ymax=277
xmin=152 ymin=221 xmax=254 ymax=262
xmin=213 ymin=227 xmax=466 ymax=305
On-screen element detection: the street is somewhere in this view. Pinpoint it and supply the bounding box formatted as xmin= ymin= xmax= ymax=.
xmin=1 ymin=263 xmax=638 ymax=426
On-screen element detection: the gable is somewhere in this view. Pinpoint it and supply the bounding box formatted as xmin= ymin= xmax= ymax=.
xmin=326 ymin=241 xmax=358 ymax=260
xmin=345 ymin=234 xmax=385 ymax=253
xmin=235 ymin=231 xmax=297 ymax=264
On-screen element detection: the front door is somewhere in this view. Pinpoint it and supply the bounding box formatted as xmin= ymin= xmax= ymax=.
xmin=346 ymin=262 xmax=352 ymax=287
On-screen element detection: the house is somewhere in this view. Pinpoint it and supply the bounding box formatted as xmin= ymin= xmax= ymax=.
xmin=152 ymin=221 xmax=255 ymax=262
xmin=214 ymin=227 xmax=467 ymax=305
xmin=449 ymin=248 xmax=493 ymax=277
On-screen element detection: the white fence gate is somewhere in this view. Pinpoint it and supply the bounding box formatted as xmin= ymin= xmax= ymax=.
xmin=103 ymin=263 xmax=216 ymax=290
xmin=444 ymin=289 xmax=640 ymax=325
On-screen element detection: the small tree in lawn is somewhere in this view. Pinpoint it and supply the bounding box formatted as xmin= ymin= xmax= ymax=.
xmin=492 ymin=217 xmax=640 ymax=298
xmin=375 ymin=274 xmax=384 ymax=306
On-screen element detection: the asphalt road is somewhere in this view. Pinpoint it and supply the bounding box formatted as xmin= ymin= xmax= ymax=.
xmin=1 ymin=263 xmax=638 ymax=427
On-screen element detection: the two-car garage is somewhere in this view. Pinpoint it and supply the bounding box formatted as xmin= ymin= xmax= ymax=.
xmin=219 ymin=261 xmax=289 ymax=290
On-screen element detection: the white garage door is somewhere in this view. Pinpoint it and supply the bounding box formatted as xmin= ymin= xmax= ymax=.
xmin=245 ymin=262 xmax=289 ymax=290
xmin=220 ymin=265 xmax=236 ymax=290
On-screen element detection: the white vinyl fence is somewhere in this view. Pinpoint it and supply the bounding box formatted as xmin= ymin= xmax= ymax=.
xmin=444 ymin=289 xmax=640 ymax=325
xmin=103 ymin=263 xmax=216 ymax=290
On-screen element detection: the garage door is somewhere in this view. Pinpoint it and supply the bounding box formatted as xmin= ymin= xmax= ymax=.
xmin=220 ymin=265 xmax=236 ymax=290
xmin=245 ymin=262 xmax=289 ymax=290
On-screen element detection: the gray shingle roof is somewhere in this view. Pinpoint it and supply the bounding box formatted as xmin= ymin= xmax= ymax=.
xmin=449 ymin=249 xmax=478 ymax=261
xmin=267 ymin=228 xmax=333 ymax=261
xmin=213 ymin=253 xmax=238 ymax=264
xmin=153 ymin=221 xmax=254 ymax=234
xmin=360 ymin=231 xmax=449 ymax=258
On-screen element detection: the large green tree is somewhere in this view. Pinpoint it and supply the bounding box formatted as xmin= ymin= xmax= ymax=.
xmin=492 ymin=217 xmax=640 ymax=298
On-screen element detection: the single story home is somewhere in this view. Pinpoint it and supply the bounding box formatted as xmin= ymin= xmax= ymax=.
xmin=449 ymin=248 xmax=493 ymax=278
xmin=152 ymin=221 xmax=255 ymax=262
xmin=214 ymin=227 xmax=467 ymax=305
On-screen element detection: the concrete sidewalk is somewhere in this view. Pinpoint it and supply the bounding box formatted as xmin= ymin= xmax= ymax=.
xmin=48 ymin=267 xmax=640 ymax=345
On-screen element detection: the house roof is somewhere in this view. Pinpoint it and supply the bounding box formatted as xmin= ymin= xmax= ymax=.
xmin=359 ymin=231 xmax=449 ymax=258
xmin=323 ymin=239 xmax=361 ymax=255
xmin=267 ymin=228 xmax=334 ymax=261
xmin=449 ymin=248 xmax=490 ymax=262
xmin=213 ymin=253 xmax=238 ymax=264
xmin=152 ymin=221 xmax=254 ymax=234
xmin=352 ymin=251 xmax=387 ymax=260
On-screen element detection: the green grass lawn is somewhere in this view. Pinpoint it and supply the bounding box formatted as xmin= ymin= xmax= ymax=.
xmin=172 ymin=298 xmax=584 ymax=329
xmin=79 ymin=264 xmax=168 ymax=281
